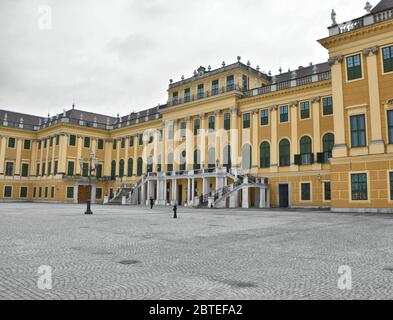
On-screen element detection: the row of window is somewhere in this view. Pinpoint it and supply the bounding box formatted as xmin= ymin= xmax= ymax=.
xmin=3 ymin=137 xmax=31 ymax=150
xmin=259 ymin=97 xmax=333 ymax=127
xmin=349 ymin=111 xmax=393 ymax=147
xmin=299 ymin=182 xmax=331 ymax=202
xmin=168 ymin=98 xmax=333 ymax=138
xmin=38 ymin=135 xmax=60 ymax=149
xmin=2 ymin=162 xmax=30 ymax=177
xmin=3 ymin=186 xmax=55 ymax=198
xmin=346 ymin=45 xmax=393 ymax=81
xmin=297 ymin=172 xmax=393 ymax=203
xmin=65 ymin=187 xmax=103 ymax=200
xmin=172 ymin=74 xmax=248 ymax=104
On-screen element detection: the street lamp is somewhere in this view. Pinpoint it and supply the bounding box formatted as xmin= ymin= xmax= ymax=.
xmin=79 ymin=153 xmax=99 ymax=215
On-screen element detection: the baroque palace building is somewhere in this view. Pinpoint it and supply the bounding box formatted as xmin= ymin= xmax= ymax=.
xmin=1 ymin=0 xmax=393 ymax=212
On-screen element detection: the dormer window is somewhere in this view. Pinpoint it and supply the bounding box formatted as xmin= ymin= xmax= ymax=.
xmin=197 ymin=66 xmax=206 ymax=76
xmin=212 ymin=80 xmax=219 ymax=96
xmin=184 ymin=88 xmax=191 ymax=103
xmin=197 ymin=84 xmax=204 ymax=99
xmin=172 ymin=92 xmax=179 ymax=105
xmin=227 ymin=75 xmax=234 ymax=91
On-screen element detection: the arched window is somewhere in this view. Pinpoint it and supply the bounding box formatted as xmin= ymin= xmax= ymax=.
xmin=323 ymin=133 xmax=335 ymax=153
xmin=279 ymin=139 xmax=290 ymax=167
xmin=260 ymin=141 xmax=270 ymax=168
xmin=208 ymin=148 xmax=216 ymax=168
xmin=167 ymin=153 xmax=174 ymax=172
xmin=137 ymin=157 xmax=143 ymax=176
xmin=300 ymin=136 xmax=312 ymax=154
xmin=242 ymin=144 xmax=252 ymax=170
xmin=193 ymin=149 xmax=201 ymax=170
xmin=223 ymin=145 xmax=231 ymax=170
xmin=180 ymin=150 xmax=186 ymax=171
xmin=147 ymin=156 xmax=153 ymax=173
xmin=119 ymin=159 xmax=125 ymax=178
xmin=299 ymin=136 xmax=313 ymax=165
xmin=127 ymin=158 xmax=133 ymax=177
xmin=110 ymin=160 xmax=116 ymax=180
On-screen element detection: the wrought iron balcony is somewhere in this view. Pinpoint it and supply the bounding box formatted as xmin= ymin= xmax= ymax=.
xmin=317 ymin=151 xmax=332 ymax=164
xmin=243 ymin=71 xmax=331 ymax=99
xmin=294 ymin=153 xmax=315 ymax=165
xmin=167 ymin=84 xmax=244 ymax=107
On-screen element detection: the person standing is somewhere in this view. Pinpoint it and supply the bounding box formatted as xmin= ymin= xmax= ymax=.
xmin=173 ymin=204 xmax=177 ymax=219
xmin=150 ymin=197 xmax=154 ymax=209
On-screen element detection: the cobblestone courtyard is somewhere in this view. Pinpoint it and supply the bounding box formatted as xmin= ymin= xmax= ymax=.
xmin=0 ymin=203 xmax=392 ymax=300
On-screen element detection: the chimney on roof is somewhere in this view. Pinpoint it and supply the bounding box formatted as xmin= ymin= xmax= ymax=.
xmin=72 ymin=104 xmax=75 ymax=109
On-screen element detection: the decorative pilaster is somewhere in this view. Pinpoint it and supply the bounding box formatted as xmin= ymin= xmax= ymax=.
xmin=270 ymin=106 xmax=278 ymax=170
xmin=215 ymin=110 xmax=222 ymax=166
xmin=230 ymin=106 xmax=239 ymax=167
xmin=289 ymin=102 xmax=299 ymax=168
xmin=311 ymin=96 xmax=321 ymax=155
xmin=251 ymin=109 xmax=259 ymax=169
xmin=104 ymin=139 xmax=113 ymax=177
xmin=185 ymin=116 xmax=193 ymax=170
xmin=14 ymin=138 xmax=23 ymax=176
xmin=329 ymin=55 xmax=347 ymax=158
xmin=363 ymin=46 xmax=384 ymax=154
xmin=200 ymin=113 xmax=207 ymax=168
xmin=0 ymin=136 xmax=7 ymax=175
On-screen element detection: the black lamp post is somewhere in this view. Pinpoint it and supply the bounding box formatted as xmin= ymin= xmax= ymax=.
xmin=79 ymin=153 xmax=99 ymax=215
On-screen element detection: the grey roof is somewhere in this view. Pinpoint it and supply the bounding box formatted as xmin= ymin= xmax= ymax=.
xmin=371 ymin=0 xmax=393 ymax=14
xmin=271 ymin=62 xmax=330 ymax=84
xmin=65 ymin=108 xmax=117 ymax=125
xmin=169 ymin=62 xmax=270 ymax=89
xmin=0 ymin=109 xmax=45 ymax=126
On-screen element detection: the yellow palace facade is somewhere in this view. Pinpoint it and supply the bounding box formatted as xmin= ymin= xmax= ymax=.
xmin=1 ymin=0 xmax=393 ymax=213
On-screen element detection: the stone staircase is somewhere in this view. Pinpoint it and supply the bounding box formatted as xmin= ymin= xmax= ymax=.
xmin=106 ymin=177 xmax=145 ymax=205
xmin=198 ymin=172 xmax=266 ymax=208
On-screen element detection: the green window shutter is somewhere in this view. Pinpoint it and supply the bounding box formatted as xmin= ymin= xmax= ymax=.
xmin=67 ymin=162 xmax=74 ymax=176
xmin=66 ymin=187 xmax=74 ymax=199
xmin=24 ymin=140 xmax=31 ymax=150
xmin=21 ymin=163 xmax=29 ymax=177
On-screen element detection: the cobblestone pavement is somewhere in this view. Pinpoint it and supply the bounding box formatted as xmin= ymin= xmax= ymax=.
xmin=0 ymin=203 xmax=392 ymax=300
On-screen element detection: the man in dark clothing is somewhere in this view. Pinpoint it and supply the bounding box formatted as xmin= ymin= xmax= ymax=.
xmin=150 ymin=197 xmax=154 ymax=209
xmin=173 ymin=204 xmax=177 ymax=219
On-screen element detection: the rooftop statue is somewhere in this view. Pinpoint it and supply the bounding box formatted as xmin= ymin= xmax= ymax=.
xmin=331 ymin=9 xmax=337 ymax=26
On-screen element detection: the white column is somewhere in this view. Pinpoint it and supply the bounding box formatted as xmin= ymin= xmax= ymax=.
xmin=163 ymin=179 xmax=167 ymax=205
xmin=242 ymin=177 xmax=249 ymax=209
xmin=73 ymin=184 xmax=78 ymax=204
xmin=229 ymin=191 xmax=239 ymax=208
xmin=202 ymin=177 xmax=208 ymax=196
xmin=259 ymin=187 xmax=266 ymax=209
xmin=187 ymin=178 xmax=191 ymax=205
xmin=141 ymin=180 xmax=146 ymax=205
xmin=191 ymin=178 xmax=195 ymax=205
xmin=172 ymin=179 xmax=177 ymax=205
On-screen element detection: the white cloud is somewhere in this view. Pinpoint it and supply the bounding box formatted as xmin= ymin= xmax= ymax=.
xmin=0 ymin=0 xmax=366 ymax=117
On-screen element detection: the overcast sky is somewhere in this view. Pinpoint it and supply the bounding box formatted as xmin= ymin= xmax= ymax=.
xmin=0 ymin=0 xmax=367 ymax=117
